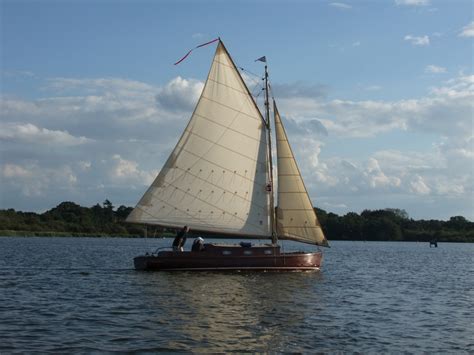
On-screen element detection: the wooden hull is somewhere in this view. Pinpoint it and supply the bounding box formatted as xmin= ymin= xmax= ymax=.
xmin=134 ymin=244 xmax=322 ymax=271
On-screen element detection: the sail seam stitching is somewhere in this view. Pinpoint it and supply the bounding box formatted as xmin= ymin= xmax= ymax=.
xmin=207 ymin=77 xmax=254 ymax=97
xmin=200 ymin=96 xmax=261 ymax=122
xmin=183 ymin=129 xmax=266 ymax=165
xmin=212 ymin=59 xmax=235 ymax=70
xmin=171 ymin=166 xmax=268 ymax=210
xmin=132 ymin=205 xmax=269 ymax=236
xmin=178 ymin=147 xmax=267 ymax=185
xmin=133 ymin=202 xmax=215 ymax=230
xmin=193 ymin=113 xmax=261 ymax=143
xmin=149 ymin=183 xmax=268 ymax=230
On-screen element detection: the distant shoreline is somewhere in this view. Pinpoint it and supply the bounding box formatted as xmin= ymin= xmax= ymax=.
xmin=0 ymin=230 xmax=472 ymax=243
xmin=1 ymin=201 xmax=472 ymax=243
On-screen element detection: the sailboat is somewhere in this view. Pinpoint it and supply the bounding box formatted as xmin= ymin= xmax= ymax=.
xmin=127 ymin=39 xmax=329 ymax=271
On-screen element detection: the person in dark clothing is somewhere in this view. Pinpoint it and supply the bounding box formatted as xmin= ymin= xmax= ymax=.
xmin=191 ymin=237 xmax=205 ymax=252
xmin=172 ymin=226 xmax=189 ymax=251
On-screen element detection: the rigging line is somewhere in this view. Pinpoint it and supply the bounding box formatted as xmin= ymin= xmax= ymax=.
xmin=241 ymin=74 xmax=261 ymax=87
xmin=238 ymin=66 xmax=264 ymax=87
xmin=238 ymin=66 xmax=263 ymax=79
xmin=250 ymin=79 xmax=264 ymax=95
xmin=253 ymin=89 xmax=263 ymax=98
xmin=268 ymin=82 xmax=277 ymax=102
xmin=249 ymin=80 xmax=264 ymax=110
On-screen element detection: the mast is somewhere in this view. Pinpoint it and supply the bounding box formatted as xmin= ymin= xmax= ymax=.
xmin=264 ymin=64 xmax=277 ymax=245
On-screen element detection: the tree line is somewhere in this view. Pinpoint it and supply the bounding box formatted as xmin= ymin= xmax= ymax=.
xmin=0 ymin=200 xmax=472 ymax=242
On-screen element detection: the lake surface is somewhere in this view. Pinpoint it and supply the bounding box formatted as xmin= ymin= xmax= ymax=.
xmin=0 ymin=237 xmax=472 ymax=353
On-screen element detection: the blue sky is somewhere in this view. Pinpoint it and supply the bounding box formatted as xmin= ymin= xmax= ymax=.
xmin=1 ymin=0 xmax=473 ymax=220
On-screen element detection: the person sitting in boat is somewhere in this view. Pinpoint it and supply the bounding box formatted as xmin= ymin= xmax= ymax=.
xmin=172 ymin=226 xmax=189 ymax=252
xmin=191 ymin=237 xmax=205 ymax=252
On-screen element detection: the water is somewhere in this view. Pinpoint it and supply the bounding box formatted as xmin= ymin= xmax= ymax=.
xmin=0 ymin=237 xmax=472 ymax=353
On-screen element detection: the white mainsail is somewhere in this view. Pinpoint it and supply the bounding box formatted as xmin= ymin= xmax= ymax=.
xmin=274 ymin=101 xmax=328 ymax=246
xmin=127 ymin=41 xmax=271 ymax=237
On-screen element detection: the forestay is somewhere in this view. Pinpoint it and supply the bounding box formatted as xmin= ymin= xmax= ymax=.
xmin=127 ymin=41 xmax=271 ymax=237
xmin=274 ymin=101 xmax=328 ymax=246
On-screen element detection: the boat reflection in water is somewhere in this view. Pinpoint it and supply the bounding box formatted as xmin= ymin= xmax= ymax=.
xmin=137 ymin=270 xmax=324 ymax=352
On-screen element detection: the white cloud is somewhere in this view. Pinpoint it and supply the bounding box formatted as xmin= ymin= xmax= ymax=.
xmin=409 ymin=175 xmax=431 ymax=195
xmin=459 ymin=21 xmax=474 ymax=38
xmin=155 ymin=76 xmax=204 ymax=111
xmin=365 ymin=158 xmax=402 ymax=188
xmin=1 ymin=162 xmax=78 ymax=198
xmin=46 ymin=77 xmax=154 ymax=95
xmin=111 ymin=154 xmax=157 ymax=185
xmin=425 ymin=65 xmax=447 ymax=74
xmin=404 ymin=34 xmax=430 ymax=46
xmin=278 ymin=74 xmax=473 ymax=141
xmin=2 ymin=164 xmax=32 ymax=178
xmin=0 ymin=122 xmax=91 ymax=145
xmin=329 ymin=2 xmax=352 ymax=10
xmin=276 ymin=73 xmax=473 ymax=218
xmin=1 ymin=72 xmax=472 ymax=219
xmin=0 ymin=75 xmax=198 ymax=210
xmin=395 ymin=0 xmax=429 ymax=6
xmin=78 ymin=161 xmax=92 ymax=171
xmin=312 ymin=156 xmax=402 ymax=194
xmin=352 ymin=41 xmax=361 ymax=47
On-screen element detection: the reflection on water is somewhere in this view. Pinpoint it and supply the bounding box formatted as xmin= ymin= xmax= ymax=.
xmin=0 ymin=237 xmax=472 ymax=352
xmin=138 ymin=271 xmax=323 ymax=352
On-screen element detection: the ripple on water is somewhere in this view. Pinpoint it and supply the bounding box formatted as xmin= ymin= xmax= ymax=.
xmin=0 ymin=238 xmax=472 ymax=352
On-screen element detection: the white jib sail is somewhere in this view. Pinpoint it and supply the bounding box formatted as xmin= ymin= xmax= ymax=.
xmin=127 ymin=41 xmax=271 ymax=237
xmin=274 ymin=101 xmax=328 ymax=246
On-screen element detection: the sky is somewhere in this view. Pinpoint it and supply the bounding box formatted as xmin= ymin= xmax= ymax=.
xmin=1 ymin=0 xmax=473 ymax=220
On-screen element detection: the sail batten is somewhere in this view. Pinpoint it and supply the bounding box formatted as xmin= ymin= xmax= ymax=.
xmin=126 ymin=41 xmax=271 ymax=237
xmin=274 ymin=100 xmax=328 ymax=246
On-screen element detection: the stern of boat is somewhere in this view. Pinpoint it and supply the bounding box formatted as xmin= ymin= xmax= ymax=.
xmin=134 ymin=255 xmax=150 ymax=270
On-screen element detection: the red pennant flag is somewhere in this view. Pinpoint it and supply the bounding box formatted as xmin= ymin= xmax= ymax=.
xmin=174 ymin=38 xmax=220 ymax=65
